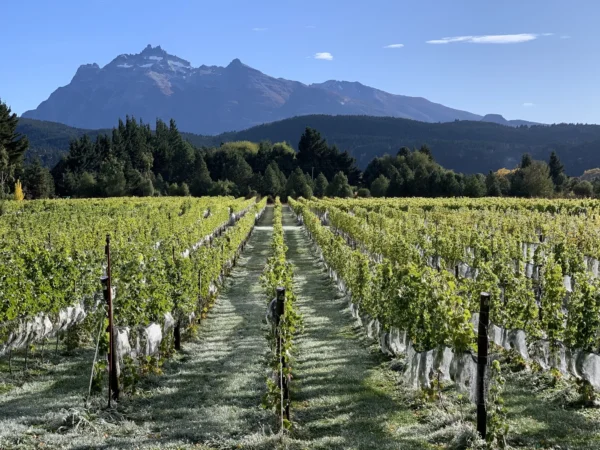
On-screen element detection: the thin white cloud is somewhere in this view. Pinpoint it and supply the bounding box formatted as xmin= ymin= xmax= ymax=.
xmin=383 ymin=44 xmax=404 ymax=49
xmin=314 ymin=52 xmax=333 ymax=60
xmin=427 ymin=33 xmax=542 ymax=44
xmin=252 ymin=27 xmax=267 ymax=32
xmin=523 ymin=102 xmax=535 ymax=107
xmin=541 ymin=33 xmax=554 ymax=36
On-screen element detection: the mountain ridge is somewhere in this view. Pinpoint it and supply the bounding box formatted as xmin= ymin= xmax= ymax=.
xmin=22 ymin=44 xmax=534 ymax=134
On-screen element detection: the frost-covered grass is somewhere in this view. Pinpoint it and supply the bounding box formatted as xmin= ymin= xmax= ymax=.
xmin=281 ymin=209 xmax=426 ymax=449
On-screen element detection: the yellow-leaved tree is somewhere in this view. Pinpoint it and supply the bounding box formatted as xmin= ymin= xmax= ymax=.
xmin=14 ymin=179 xmax=24 ymax=201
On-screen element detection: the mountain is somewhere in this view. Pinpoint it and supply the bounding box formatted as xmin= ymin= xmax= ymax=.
xmin=481 ymin=114 xmax=538 ymax=127
xmin=21 ymin=44 xmax=513 ymax=134
xmin=20 ymin=115 xmax=600 ymax=175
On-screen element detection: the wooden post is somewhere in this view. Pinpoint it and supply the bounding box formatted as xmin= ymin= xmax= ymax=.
xmin=103 ymin=234 xmax=119 ymax=406
xmin=477 ymin=292 xmax=490 ymax=440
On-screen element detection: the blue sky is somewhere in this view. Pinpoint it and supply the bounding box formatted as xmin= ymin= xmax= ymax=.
xmin=2 ymin=0 xmax=598 ymax=125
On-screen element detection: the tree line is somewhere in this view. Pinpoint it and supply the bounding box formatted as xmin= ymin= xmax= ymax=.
xmin=1 ymin=100 xmax=598 ymax=200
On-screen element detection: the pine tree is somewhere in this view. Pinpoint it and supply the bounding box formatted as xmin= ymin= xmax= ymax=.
xmin=286 ymin=167 xmax=313 ymax=199
xmin=418 ymin=144 xmax=433 ymax=161
xmin=314 ymin=173 xmax=329 ymax=197
xmin=548 ymin=151 xmax=566 ymax=191
xmin=23 ymin=158 xmax=55 ymax=199
xmin=264 ymin=162 xmax=283 ymax=197
xmin=297 ymin=127 xmax=328 ymax=176
xmin=520 ymin=153 xmax=533 ymax=169
xmin=485 ymin=171 xmax=502 ymax=197
xmin=0 ymin=101 xmax=29 ymax=195
xmin=190 ymin=156 xmax=214 ymax=197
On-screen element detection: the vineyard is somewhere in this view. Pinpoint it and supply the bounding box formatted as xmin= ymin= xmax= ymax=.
xmin=2 ymin=196 xmax=600 ymax=448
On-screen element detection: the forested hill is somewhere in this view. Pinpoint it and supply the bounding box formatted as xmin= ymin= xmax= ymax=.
xmin=19 ymin=115 xmax=600 ymax=175
xmin=17 ymin=118 xmax=211 ymax=167
xmin=195 ymin=115 xmax=600 ymax=175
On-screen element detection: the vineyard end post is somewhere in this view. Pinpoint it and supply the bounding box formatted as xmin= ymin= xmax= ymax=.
xmin=477 ymin=292 xmax=490 ymax=440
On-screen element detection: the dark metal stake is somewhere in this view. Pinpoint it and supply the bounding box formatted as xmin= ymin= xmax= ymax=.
xmin=275 ymin=287 xmax=290 ymax=423
xmin=477 ymin=292 xmax=490 ymax=440
xmin=103 ymin=234 xmax=119 ymax=406
xmin=174 ymin=321 xmax=181 ymax=351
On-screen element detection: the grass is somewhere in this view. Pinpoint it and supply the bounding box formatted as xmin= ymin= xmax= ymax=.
xmin=281 ymin=207 xmax=427 ymax=449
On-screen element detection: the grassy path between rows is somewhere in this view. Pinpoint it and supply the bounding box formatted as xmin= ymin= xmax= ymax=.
xmin=0 ymin=207 xmax=277 ymax=450
xmin=281 ymin=207 xmax=427 ymax=450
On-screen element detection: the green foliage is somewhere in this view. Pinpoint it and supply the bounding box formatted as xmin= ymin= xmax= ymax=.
xmin=0 ymin=197 xmax=266 ymax=347
xmin=23 ymin=158 xmax=55 ymax=199
xmin=314 ymin=172 xmax=328 ymax=197
xmin=0 ymin=101 xmax=29 ymax=196
xmin=296 ymin=127 xmax=360 ymax=184
xmin=260 ymin=199 xmax=302 ymax=429
xmin=464 ymin=174 xmax=487 ymax=198
xmin=510 ymin=160 xmax=555 ymax=198
xmin=370 ymin=175 xmax=389 ymax=197
xmin=486 ymin=360 xmax=509 ymax=449
xmin=286 ymin=167 xmax=313 ymax=199
xmin=327 ymin=171 xmax=353 ymax=198
xmin=356 ymin=187 xmax=370 ymax=198
xmin=573 ymin=180 xmax=593 ymax=197
xmin=264 ymin=162 xmax=286 ymax=197
xmin=21 ymin=115 xmax=600 ymax=178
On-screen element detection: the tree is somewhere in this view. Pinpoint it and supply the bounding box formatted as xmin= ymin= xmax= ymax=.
xmin=179 ymin=182 xmax=190 ymax=196
xmin=23 ymin=158 xmax=55 ymax=199
xmin=0 ymin=101 xmax=29 ymax=195
xmin=127 ymin=170 xmax=154 ymax=197
xmin=397 ymin=147 xmax=411 ymax=158
xmin=573 ymin=180 xmax=593 ymax=197
xmin=286 ymin=167 xmax=313 ymax=199
xmin=78 ymin=172 xmax=98 ymax=197
xmin=297 ymin=127 xmax=360 ymax=184
xmin=264 ymin=162 xmax=284 ymax=197
xmin=520 ymin=153 xmax=533 ymax=169
xmin=189 ymin=156 xmax=214 ymax=197
xmin=516 ymin=160 xmax=555 ymax=197
xmin=418 ymin=144 xmax=433 ymax=161
xmin=210 ymin=179 xmax=236 ymax=196
xmin=370 ymin=175 xmax=390 ymax=197
xmin=357 ymin=188 xmax=371 ymax=198
xmin=222 ymin=152 xmax=253 ymax=194
xmin=14 ymin=180 xmax=24 ymax=201
xmin=485 ymin=171 xmax=502 ymax=197
xmin=297 ymin=127 xmax=329 ymax=175
xmin=327 ymin=171 xmax=353 ymax=198
xmin=463 ymin=174 xmax=487 ymax=197
xmin=97 ymin=157 xmax=126 ymax=197
xmin=548 ymin=151 xmax=567 ymax=191
xmin=440 ymin=171 xmax=462 ymax=196
xmin=314 ymin=173 xmax=329 ymax=197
